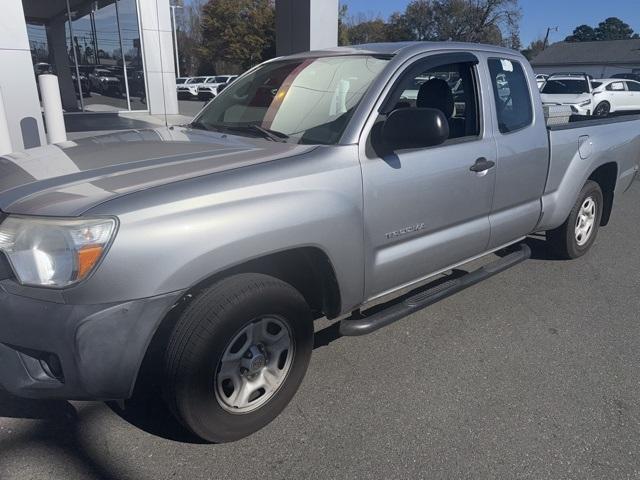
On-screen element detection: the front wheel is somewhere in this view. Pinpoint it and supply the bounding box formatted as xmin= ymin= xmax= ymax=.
xmin=547 ymin=180 xmax=603 ymax=259
xmin=593 ymin=101 xmax=610 ymax=117
xmin=163 ymin=273 xmax=314 ymax=443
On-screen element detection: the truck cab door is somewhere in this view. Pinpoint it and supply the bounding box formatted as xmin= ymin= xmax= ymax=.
xmin=359 ymin=53 xmax=497 ymax=301
xmin=485 ymin=57 xmax=549 ymax=249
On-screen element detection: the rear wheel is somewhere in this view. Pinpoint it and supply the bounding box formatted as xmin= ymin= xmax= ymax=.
xmin=163 ymin=273 xmax=313 ymax=443
xmin=547 ymin=180 xmax=603 ymax=259
xmin=593 ymin=101 xmax=610 ymax=117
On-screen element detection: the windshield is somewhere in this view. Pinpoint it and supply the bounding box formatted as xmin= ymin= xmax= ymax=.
xmin=191 ymin=77 xmax=207 ymax=83
xmin=214 ymin=76 xmax=228 ymax=82
xmin=193 ymin=55 xmax=389 ymax=145
xmin=541 ymin=79 xmax=589 ymax=94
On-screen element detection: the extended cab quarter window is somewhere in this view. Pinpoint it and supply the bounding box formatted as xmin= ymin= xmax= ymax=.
xmin=488 ymin=58 xmax=533 ymax=134
xmin=392 ymin=62 xmax=480 ymax=140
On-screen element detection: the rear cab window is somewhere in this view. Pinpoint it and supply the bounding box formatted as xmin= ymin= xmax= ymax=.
xmin=488 ymin=58 xmax=533 ymax=134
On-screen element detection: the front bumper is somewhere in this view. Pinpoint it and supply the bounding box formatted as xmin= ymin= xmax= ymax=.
xmin=543 ymin=103 xmax=591 ymax=116
xmin=571 ymin=105 xmax=591 ymax=116
xmin=0 ymin=283 xmax=183 ymax=400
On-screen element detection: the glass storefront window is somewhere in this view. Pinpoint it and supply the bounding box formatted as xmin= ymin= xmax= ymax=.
xmin=23 ymin=0 xmax=147 ymax=113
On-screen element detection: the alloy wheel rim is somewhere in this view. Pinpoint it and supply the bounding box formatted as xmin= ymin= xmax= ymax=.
xmin=575 ymin=196 xmax=596 ymax=246
xmin=595 ymin=103 xmax=609 ymax=116
xmin=215 ymin=316 xmax=294 ymax=414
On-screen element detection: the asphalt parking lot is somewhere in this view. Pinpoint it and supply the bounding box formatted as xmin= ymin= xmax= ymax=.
xmin=1 ymin=179 xmax=639 ymax=480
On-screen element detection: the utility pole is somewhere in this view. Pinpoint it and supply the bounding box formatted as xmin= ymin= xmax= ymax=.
xmin=170 ymin=4 xmax=183 ymax=78
xmin=543 ymin=26 xmax=558 ymax=49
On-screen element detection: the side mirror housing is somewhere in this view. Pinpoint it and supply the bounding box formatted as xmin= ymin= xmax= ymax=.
xmin=382 ymin=108 xmax=450 ymax=150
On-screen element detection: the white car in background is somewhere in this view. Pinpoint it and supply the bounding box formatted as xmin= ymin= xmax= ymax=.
xmin=540 ymin=74 xmax=594 ymax=116
xmin=591 ymin=78 xmax=640 ymax=116
xmin=177 ymin=76 xmax=214 ymax=99
xmin=197 ymin=75 xmax=238 ymax=100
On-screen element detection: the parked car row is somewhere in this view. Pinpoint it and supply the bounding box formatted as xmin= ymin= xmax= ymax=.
xmin=176 ymin=75 xmax=238 ymax=100
xmin=539 ymin=72 xmax=640 ymax=116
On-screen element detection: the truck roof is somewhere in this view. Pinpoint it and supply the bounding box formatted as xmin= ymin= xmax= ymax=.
xmin=277 ymin=41 xmax=522 ymax=60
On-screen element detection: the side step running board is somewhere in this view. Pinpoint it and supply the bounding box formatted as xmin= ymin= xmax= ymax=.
xmin=339 ymin=244 xmax=531 ymax=337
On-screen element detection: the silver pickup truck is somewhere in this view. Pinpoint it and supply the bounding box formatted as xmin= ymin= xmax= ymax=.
xmin=1 ymin=42 xmax=639 ymax=443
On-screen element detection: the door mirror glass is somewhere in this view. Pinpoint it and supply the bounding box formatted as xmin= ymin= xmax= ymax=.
xmin=382 ymin=108 xmax=450 ymax=149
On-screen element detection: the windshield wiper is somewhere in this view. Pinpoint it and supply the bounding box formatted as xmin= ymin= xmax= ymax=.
xmin=225 ymin=124 xmax=289 ymax=142
xmin=187 ymin=122 xmax=289 ymax=142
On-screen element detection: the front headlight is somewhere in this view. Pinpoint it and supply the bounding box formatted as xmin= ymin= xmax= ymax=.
xmin=0 ymin=216 xmax=116 ymax=288
xmin=577 ymin=100 xmax=592 ymax=107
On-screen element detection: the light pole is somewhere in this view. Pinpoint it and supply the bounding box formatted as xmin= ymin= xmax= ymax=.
xmin=170 ymin=4 xmax=183 ymax=78
xmin=543 ymin=26 xmax=558 ymax=50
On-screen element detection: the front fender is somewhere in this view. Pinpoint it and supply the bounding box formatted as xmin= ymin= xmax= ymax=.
xmin=65 ymin=146 xmax=365 ymax=313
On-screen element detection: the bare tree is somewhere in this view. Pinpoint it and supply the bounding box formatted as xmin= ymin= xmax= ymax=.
xmin=433 ymin=0 xmax=521 ymax=47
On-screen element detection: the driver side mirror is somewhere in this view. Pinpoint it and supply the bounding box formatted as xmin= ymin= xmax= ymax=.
xmin=382 ymin=108 xmax=449 ymax=150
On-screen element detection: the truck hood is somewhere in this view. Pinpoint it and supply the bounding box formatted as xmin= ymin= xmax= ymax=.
xmin=0 ymin=127 xmax=315 ymax=216
xmin=540 ymin=93 xmax=591 ymax=105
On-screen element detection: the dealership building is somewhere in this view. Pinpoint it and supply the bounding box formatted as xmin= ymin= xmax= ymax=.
xmin=531 ymin=39 xmax=640 ymax=78
xmin=0 ymin=0 xmax=338 ymax=153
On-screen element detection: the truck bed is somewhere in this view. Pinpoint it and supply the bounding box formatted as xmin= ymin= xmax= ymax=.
xmin=538 ymin=113 xmax=640 ymax=232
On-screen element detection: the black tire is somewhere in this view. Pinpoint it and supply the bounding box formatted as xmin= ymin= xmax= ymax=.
xmin=594 ymin=101 xmax=610 ymax=117
xmin=547 ymin=180 xmax=603 ymax=259
xmin=163 ymin=273 xmax=313 ymax=443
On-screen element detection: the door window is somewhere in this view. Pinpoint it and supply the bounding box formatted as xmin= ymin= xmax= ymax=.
xmin=626 ymin=81 xmax=640 ymax=92
xmin=488 ymin=58 xmax=533 ymax=134
xmin=390 ymin=62 xmax=480 ymax=141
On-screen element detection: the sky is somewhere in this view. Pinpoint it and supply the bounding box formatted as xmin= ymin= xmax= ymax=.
xmin=340 ymin=0 xmax=640 ymax=46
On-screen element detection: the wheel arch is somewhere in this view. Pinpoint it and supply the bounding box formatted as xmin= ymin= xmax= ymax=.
xmin=133 ymin=247 xmax=342 ymax=394
xmin=588 ymin=161 xmax=617 ymax=226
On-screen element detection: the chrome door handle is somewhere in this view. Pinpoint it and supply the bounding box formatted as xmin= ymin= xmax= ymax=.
xmin=469 ymin=157 xmax=495 ymax=173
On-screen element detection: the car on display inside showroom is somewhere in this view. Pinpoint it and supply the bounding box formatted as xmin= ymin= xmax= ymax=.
xmin=77 ymin=66 xmax=123 ymax=97
xmin=591 ymin=78 xmax=640 ymax=116
xmin=0 ymin=42 xmax=639 ymax=444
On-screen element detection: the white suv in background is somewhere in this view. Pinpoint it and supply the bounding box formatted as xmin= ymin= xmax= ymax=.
xmin=177 ymin=76 xmax=214 ymax=100
xmin=591 ymin=79 xmax=640 ymax=116
xmin=540 ymin=73 xmax=594 ymax=116
xmin=197 ymin=75 xmax=238 ymax=100
xmin=535 ymin=74 xmax=549 ymax=90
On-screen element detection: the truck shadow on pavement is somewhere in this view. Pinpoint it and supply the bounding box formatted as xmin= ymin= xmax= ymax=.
xmin=510 ymin=234 xmax=564 ymax=261
xmin=106 ymin=386 xmax=207 ymax=444
xmin=0 ymin=389 xmax=123 ymax=480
